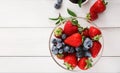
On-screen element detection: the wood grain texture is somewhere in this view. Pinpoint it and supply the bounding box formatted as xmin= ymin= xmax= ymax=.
xmin=0 ymin=28 xmax=119 ymax=56
xmin=0 ymin=0 xmax=119 ymax=72
xmin=0 ymin=0 xmax=119 ymax=27
xmin=0 ymin=57 xmax=118 ymax=72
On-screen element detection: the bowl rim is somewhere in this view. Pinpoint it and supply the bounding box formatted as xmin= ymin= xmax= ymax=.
xmin=49 ymin=17 xmax=104 ymax=71
xmin=82 ymin=0 xmax=89 ymax=5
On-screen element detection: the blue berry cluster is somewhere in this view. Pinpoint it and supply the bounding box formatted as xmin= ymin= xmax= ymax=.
xmin=52 ymin=34 xmax=75 ymax=55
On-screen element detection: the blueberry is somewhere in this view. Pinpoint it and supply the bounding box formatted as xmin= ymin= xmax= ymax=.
xmin=54 ymin=3 xmax=61 ymax=9
xmin=56 ymin=38 xmax=62 ymax=43
xmin=52 ymin=45 xmax=57 ymax=51
xmin=62 ymin=34 xmax=67 ymax=40
xmin=76 ymin=51 xmax=84 ymax=58
xmin=83 ymin=38 xmax=93 ymax=49
xmin=85 ymin=51 xmax=91 ymax=57
xmin=68 ymin=47 xmax=75 ymax=53
xmin=57 ymin=0 xmax=63 ymax=4
xmin=83 ymin=47 xmax=88 ymax=51
xmin=75 ymin=46 xmax=82 ymax=52
xmin=63 ymin=46 xmax=70 ymax=52
xmin=62 ymin=42 xmax=65 ymax=47
xmin=52 ymin=49 xmax=58 ymax=55
xmin=58 ymin=49 xmax=64 ymax=54
xmin=52 ymin=38 xmax=57 ymax=45
xmin=56 ymin=43 xmax=62 ymax=49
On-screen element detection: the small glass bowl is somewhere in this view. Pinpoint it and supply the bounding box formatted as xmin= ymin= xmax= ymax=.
xmin=69 ymin=0 xmax=89 ymax=5
xmin=49 ymin=17 xmax=104 ymax=71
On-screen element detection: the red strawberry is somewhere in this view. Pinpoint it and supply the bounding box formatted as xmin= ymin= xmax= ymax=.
xmin=90 ymin=0 xmax=99 ymax=14
xmin=64 ymin=20 xmax=78 ymax=36
xmin=64 ymin=54 xmax=77 ymax=70
xmin=89 ymin=26 xmax=101 ymax=39
xmin=87 ymin=0 xmax=108 ymax=21
xmin=82 ymin=28 xmax=89 ymax=37
xmin=86 ymin=12 xmax=98 ymax=21
xmin=90 ymin=0 xmax=107 ymax=13
xmin=64 ymin=33 xmax=82 ymax=47
xmin=78 ymin=57 xmax=92 ymax=70
xmin=90 ymin=41 xmax=102 ymax=58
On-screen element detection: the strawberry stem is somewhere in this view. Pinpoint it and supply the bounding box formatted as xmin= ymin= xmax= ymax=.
xmin=64 ymin=62 xmax=74 ymax=70
xmin=85 ymin=58 xmax=93 ymax=69
xmin=103 ymin=0 xmax=108 ymax=6
xmin=86 ymin=13 xmax=91 ymax=21
xmin=93 ymin=35 xmax=102 ymax=41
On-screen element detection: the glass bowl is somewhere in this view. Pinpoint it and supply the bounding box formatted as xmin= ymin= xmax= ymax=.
xmin=49 ymin=17 xmax=104 ymax=71
xmin=69 ymin=0 xmax=89 ymax=5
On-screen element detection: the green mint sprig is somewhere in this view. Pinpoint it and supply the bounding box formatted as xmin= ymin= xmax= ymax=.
xmin=49 ymin=8 xmax=78 ymax=25
xmin=49 ymin=14 xmax=65 ymax=25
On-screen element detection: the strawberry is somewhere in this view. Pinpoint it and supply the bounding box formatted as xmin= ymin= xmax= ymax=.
xmin=86 ymin=12 xmax=98 ymax=21
xmin=64 ymin=20 xmax=78 ymax=36
xmin=78 ymin=57 xmax=92 ymax=70
xmin=82 ymin=28 xmax=89 ymax=37
xmin=90 ymin=0 xmax=107 ymax=13
xmin=64 ymin=54 xmax=77 ymax=70
xmin=87 ymin=0 xmax=108 ymax=21
xmin=89 ymin=26 xmax=101 ymax=39
xmin=90 ymin=0 xmax=99 ymax=14
xmin=54 ymin=27 xmax=63 ymax=38
xmin=64 ymin=33 xmax=82 ymax=47
xmin=90 ymin=41 xmax=102 ymax=58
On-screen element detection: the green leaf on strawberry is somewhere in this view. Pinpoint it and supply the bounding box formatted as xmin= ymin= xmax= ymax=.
xmin=93 ymin=35 xmax=102 ymax=41
xmin=85 ymin=58 xmax=93 ymax=69
xmin=78 ymin=57 xmax=93 ymax=70
xmin=54 ymin=27 xmax=63 ymax=38
xmin=56 ymin=54 xmax=65 ymax=59
xmin=82 ymin=35 xmax=85 ymax=43
xmin=64 ymin=62 xmax=74 ymax=70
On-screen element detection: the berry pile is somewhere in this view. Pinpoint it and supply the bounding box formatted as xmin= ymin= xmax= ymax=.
xmin=51 ymin=20 xmax=102 ymax=70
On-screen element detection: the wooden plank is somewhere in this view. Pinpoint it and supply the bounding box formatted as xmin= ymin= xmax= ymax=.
xmin=0 ymin=57 xmax=118 ymax=72
xmin=0 ymin=28 xmax=119 ymax=56
xmin=0 ymin=0 xmax=119 ymax=27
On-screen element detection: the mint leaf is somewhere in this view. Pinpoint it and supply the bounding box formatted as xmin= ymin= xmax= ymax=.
xmin=49 ymin=18 xmax=58 ymax=20
xmin=67 ymin=8 xmax=77 ymax=17
xmin=55 ymin=20 xmax=60 ymax=25
xmin=78 ymin=0 xmax=82 ymax=7
xmin=72 ymin=19 xmax=78 ymax=25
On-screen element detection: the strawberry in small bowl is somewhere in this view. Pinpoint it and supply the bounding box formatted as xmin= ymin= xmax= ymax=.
xmin=49 ymin=17 xmax=104 ymax=71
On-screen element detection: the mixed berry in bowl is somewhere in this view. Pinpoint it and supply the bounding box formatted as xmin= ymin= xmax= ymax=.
xmin=49 ymin=17 xmax=103 ymax=71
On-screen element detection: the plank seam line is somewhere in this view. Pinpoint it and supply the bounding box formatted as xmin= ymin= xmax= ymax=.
xmin=0 ymin=56 xmax=119 ymax=57
xmin=0 ymin=27 xmax=119 ymax=29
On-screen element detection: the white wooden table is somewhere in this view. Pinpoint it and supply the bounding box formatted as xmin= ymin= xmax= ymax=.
xmin=0 ymin=0 xmax=119 ymax=72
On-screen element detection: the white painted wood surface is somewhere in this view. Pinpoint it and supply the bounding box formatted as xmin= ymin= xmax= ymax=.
xmin=0 ymin=0 xmax=119 ymax=72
